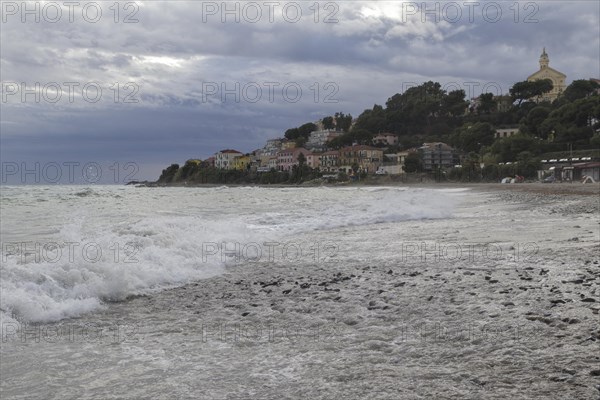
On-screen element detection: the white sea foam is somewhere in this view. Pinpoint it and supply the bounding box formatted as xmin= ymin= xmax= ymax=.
xmin=1 ymin=186 xmax=463 ymax=323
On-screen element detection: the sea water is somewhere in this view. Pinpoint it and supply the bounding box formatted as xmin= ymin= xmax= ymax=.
xmin=1 ymin=185 xmax=460 ymax=324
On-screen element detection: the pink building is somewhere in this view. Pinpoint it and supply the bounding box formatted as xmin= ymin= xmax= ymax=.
xmin=306 ymin=153 xmax=321 ymax=169
xmin=276 ymin=147 xmax=311 ymax=172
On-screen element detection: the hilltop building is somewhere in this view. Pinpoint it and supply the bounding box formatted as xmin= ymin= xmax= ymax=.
xmin=527 ymin=48 xmax=567 ymax=102
xmin=372 ymin=133 xmax=398 ymax=147
xmin=495 ymin=127 xmax=520 ymax=139
xmin=305 ymin=129 xmax=342 ymax=151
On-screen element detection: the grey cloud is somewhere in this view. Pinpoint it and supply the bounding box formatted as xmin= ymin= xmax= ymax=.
xmin=1 ymin=1 xmax=598 ymax=181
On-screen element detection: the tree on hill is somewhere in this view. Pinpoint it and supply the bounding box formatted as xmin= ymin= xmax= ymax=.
xmin=322 ymin=116 xmax=335 ymax=130
xmin=451 ymin=122 xmax=495 ymax=153
xmin=403 ymin=152 xmax=423 ymax=173
xmin=521 ymin=106 xmax=551 ymax=137
xmin=477 ymin=93 xmax=497 ymax=115
xmin=327 ymin=128 xmax=373 ymax=149
xmin=442 ymin=89 xmax=469 ymax=117
xmin=558 ymin=79 xmax=600 ymax=104
xmin=284 ymin=122 xmax=317 ymax=141
xmin=490 ymin=134 xmax=538 ymax=162
xmin=297 ymin=152 xmax=306 ymax=168
xmin=158 ymin=164 xmax=180 ymax=183
xmin=353 ymin=104 xmax=387 ymax=134
xmin=510 ymin=79 xmax=553 ymax=106
xmin=334 ymin=112 xmax=353 ymax=132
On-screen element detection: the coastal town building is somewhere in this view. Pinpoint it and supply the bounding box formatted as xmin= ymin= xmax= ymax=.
xmin=574 ymin=161 xmax=600 ymax=182
xmin=276 ymin=147 xmax=311 ymax=172
xmin=495 ymin=95 xmax=513 ymax=112
xmin=495 ymin=127 xmax=520 ymax=139
xmin=339 ymin=145 xmax=384 ymax=174
xmin=215 ymin=149 xmax=242 ymax=169
xmin=379 ymin=151 xmax=411 ymax=175
xmin=527 ymin=48 xmax=567 ymax=102
xmin=268 ymin=156 xmax=278 ymax=170
xmin=232 ymin=155 xmax=251 ymax=171
xmin=261 ymin=139 xmax=284 ymax=156
xmin=319 ymin=150 xmax=341 ymax=173
xmin=418 ymin=142 xmax=459 ymax=171
xmin=305 ymin=129 xmax=342 ymax=151
xmin=281 ymin=140 xmax=296 ymax=150
xmin=372 ymin=133 xmax=399 ymax=147
xmin=306 ymin=153 xmax=321 ymax=169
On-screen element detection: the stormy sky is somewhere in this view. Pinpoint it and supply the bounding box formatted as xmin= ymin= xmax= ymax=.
xmin=1 ymin=1 xmax=599 ymax=183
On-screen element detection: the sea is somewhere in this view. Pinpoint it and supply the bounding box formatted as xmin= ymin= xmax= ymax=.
xmin=0 ymin=185 xmax=463 ymax=325
xmin=5 ymin=185 xmax=551 ymax=399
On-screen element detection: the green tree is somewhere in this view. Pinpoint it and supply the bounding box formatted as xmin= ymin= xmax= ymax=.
xmin=284 ymin=122 xmax=317 ymax=141
xmin=510 ymin=79 xmax=553 ymax=106
xmin=490 ymin=135 xmax=538 ymax=162
xmin=442 ymin=89 xmax=469 ymax=117
xmin=559 ymin=79 xmax=600 ymax=103
xmin=322 ymin=116 xmax=335 ymax=130
xmin=523 ymin=106 xmax=551 ymax=137
xmin=298 ymin=122 xmax=317 ymax=136
xmin=334 ymin=112 xmax=353 ymax=132
xmin=353 ymin=104 xmax=387 ymax=134
xmin=477 ymin=93 xmax=497 ymax=115
xmin=403 ymin=152 xmax=422 ymax=173
xmin=284 ymin=127 xmax=300 ymax=140
xmin=453 ymin=122 xmax=495 ymax=153
xmin=297 ymin=152 xmax=306 ymax=168
xmin=158 ymin=164 xmax=179 ymax=183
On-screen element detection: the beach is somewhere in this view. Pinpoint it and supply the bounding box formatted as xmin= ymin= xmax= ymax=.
xmin=1 ymin=184 xmax=599 ymax=399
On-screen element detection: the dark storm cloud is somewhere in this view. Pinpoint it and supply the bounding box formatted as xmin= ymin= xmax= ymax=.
xmin=1 ymin=1 xmax=598 ymax=182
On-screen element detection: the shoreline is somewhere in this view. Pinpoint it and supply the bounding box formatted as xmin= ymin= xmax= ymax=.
xmin=134 ymin=180 xmax=600 ymax=196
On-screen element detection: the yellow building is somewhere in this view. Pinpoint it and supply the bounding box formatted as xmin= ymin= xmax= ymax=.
xmin=232 ymin=155 xmax=251 ymax=171
xmin=339 ymin=145 xmax=384 ymax=174
xmin=527 ymin=48 xmax=566 ymax=102
xmin=280 ymin=140 xmax=296 ymax=150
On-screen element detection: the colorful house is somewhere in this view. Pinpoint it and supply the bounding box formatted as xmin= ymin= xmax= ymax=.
xmin=319 ymin=150 xmax=341 ymax=173
xmin=277 ymin=147 xmax=311 ymax=172
xmin=215 ymin=149 xmax=242 ymax=170
xmin=339 ymin=145 xmax=384 ymax=174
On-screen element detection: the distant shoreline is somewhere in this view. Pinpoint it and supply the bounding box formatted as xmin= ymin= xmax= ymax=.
xmin=129 ymin=180 xmax=600 ymax=196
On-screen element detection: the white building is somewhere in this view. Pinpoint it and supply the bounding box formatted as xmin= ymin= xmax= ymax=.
xmin=495 ymin=127 xmax=519 ymax=139
xmin=214 ymin=149 xmax=242 ymax=170
xmin=261 ymin=139 xmax=284 ymax=156
xmin=372 ymin=133 xmax=398 ymax=146
xmin=305 ymin=130 xmax=342 ymax=151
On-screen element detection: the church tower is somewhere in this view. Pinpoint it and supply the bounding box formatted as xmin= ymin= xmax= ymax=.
xmin=539 ymin=47 xmax=549 ymax=69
